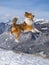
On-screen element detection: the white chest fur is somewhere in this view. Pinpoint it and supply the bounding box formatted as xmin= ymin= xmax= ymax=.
xmin=24 ymin=18 xmax=33 ymax=25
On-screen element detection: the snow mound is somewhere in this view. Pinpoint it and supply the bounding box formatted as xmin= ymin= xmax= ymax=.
xmin=0 ymin=49 xmax=49 ymax=65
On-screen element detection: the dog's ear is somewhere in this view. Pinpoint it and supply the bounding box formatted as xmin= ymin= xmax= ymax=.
xmin=24 ymin=12 xmax=28 ymax=17
xmin=25 ymin=12 xmax=28 ymax=14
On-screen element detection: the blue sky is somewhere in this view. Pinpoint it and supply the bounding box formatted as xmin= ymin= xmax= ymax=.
xmin=0 ymin=0 xmax=49 ymax=22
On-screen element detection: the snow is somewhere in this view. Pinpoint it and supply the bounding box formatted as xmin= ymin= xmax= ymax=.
xmin=0 ymin=49 xmax=49 ymax=65
xmin=41 ymin=28 xmax=48 ymax=30
xmin=39 ymin=21 xmax=49 ymax=24
xmin=5 ymin=38 xmax=8 ymax=41
xmin=35 ymin=19 xmax=49 ymax=24
xmin=35 ymin=19 xmax=44 ymax=22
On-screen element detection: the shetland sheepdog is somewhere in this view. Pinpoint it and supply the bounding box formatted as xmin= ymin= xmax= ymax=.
xmin=11 ymin=12 xmax=40 ymax=42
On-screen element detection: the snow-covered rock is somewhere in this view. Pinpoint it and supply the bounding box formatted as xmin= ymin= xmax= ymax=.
xmin=35 ymin=19 xmax=49 ymax=24
xmin=0 ymin=31 xmax=49 ymax=57
xmin=0 ymin=22 xmax=5 ymax=34
xmin=34 ymin=19 xmax=49 ymax=32
xmin=0 ymin=22 xmax=11 ymax=34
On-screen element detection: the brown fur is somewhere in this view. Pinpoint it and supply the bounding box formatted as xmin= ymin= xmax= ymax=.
xmin=11 ymin=12 xmax=35 ymax=40
xmin=24 ymin=12 xmax=34 ymax=20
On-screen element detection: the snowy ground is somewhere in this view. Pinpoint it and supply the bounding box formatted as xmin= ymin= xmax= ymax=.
xmin=0 ymin=49 xmax=49 ymax=65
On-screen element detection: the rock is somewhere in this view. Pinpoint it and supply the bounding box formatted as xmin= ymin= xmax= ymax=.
xmin=0 ymin=31 xmax=49 ymax=57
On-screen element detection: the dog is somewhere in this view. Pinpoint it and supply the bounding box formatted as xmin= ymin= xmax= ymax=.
xmin=11 ymin=12 xmax=40 ymax=42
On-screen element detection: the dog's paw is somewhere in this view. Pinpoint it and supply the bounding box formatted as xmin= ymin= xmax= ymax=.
xmin=31 ymin=29 xmax=36 ymax=33
xmin=15 ymin=39 xmax=19 ymax=43
xmin=34 ymin=28 xmax=40 ymax=33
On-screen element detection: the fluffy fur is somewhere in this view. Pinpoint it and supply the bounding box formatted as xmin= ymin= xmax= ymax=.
xmin=11 ymin=12 xmax=40 ymax=42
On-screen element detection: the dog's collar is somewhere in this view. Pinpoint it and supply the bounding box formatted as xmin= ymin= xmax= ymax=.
xmin=24 ymin=18 xmax=33 ymax=25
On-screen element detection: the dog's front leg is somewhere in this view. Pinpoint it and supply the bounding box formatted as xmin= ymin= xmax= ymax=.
xmin=31 ymin=28 xmax=40 ymax=33
xmin=34 ymin=28 xmax=40 ymax=33
xmin=31 ymin=29 xmax=36 ymax=33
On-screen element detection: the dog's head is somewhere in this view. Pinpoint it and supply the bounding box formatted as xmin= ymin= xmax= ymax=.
xmin=12 ymin=17 xmax=18 ymax=25
xmin=24 ymin=12 xmax=35 ymax=20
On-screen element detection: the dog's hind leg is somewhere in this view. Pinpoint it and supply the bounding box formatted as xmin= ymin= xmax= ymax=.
xmin=15 ymin=31 xmax=21 ymax=42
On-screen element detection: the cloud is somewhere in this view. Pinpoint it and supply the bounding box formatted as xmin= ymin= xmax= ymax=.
xmin=0 ymin=6 xmax=25 ymax=23
xmin=32 ymin=10 xmax=49 ymax=20
xmin=0 ymin=5 xmax=49 ymax=23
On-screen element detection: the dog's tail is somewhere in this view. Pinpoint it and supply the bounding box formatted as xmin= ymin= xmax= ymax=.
xmin=12 ymin=17 xmax=18 ymax=25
